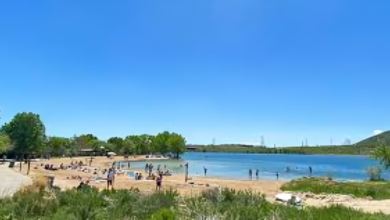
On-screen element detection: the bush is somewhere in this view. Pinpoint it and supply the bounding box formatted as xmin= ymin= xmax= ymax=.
xmin=366 ymin=166 xmax=383 ymax=181
xmin=0 ymin=186 xmax=390 ymax=219
xmin=281 ymin=177 xmax=390 ymax=200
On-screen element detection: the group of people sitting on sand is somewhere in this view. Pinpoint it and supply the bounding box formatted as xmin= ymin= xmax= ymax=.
xmin=43 ymin=163 xmax=58 ymax=171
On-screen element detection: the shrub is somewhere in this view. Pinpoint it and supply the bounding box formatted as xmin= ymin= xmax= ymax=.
xmin=1 ymin=186 xmax=390 ymax=219
xmin=366 ymin=166 xmax=383 ymax=181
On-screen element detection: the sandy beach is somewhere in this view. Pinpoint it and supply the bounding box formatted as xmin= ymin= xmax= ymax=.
xmin=13 ymin=156 xmax=283 ymax=198
xmin=9 ymin=156 xmax=390 ymax=215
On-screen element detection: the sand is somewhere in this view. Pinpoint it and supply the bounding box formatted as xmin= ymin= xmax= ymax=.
xmin=0 ymin=163 xmax=32 ymax=198
xmin=12 ymin=156 xmax=283 ymax=197
xmin=9 ymin=156 xmax=390 ymax=215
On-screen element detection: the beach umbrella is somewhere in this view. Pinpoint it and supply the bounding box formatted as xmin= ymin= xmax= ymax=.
xmin=107 ymin=152 xmax=116 ymax=156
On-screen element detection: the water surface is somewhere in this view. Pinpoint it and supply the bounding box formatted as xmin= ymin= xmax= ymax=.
xmin=121 ymin=152 xmax=387 ymax=181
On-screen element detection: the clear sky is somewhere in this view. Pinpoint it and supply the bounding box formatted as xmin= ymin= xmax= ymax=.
xmin=1 ymin=0 xmax=389 ymax=146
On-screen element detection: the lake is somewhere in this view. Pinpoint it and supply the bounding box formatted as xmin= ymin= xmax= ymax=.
xmin=120 ymin=152 xmax=387 ymax=181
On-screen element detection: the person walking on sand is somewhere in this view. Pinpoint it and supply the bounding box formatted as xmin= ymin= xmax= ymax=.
xmin=203 ymin=166 xmax=207 ymax=177
xmin=107 ymin=168 xmax=115 ymax=190
xmin=156 ymin=174 xmax=163 ymax=191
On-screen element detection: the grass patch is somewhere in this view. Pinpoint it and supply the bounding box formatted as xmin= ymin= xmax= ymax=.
xmin=0 ymin=185 xmax=389 ymax=219
xmin=281 ymin=177 xmax=390 ymax=200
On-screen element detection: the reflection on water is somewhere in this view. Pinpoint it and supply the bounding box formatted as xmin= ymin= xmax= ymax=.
xmin=118 ymin=152 xmax=388 ymax=181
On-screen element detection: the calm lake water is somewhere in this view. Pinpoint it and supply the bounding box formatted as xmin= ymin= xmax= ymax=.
xmin=121 ymin=152 xmax=387 ymax=181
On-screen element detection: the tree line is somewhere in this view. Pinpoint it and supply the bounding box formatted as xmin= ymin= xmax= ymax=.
xmin=0 ymin=112 xmax=187 ymax=175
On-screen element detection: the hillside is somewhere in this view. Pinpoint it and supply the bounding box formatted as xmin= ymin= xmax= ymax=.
xmin=187 ymin=131 xmax=390 ymax=155
xmin=356 ymin=130 xmax=390 ymax=147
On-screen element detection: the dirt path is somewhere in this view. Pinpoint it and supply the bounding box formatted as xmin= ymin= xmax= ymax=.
xmin=0 ymin=163 xmax=32 ymax=198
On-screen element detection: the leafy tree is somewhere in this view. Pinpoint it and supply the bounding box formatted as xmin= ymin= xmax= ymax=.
xmin=47 ymin=136 xmax=70 ymax=157
xmin=168 ymin=132 xmax=186 ymax=159
xmin=107 ymin=137 xmax=124 ymax=152
xmin=372 ymin=139 xmax=390 ymax=172
xmin=153 ymin=131 xmax=171 ymax=155
xmin=126 ymin=135 xmax=141 ymax=154
xmin=122 ymin=138 xmax=136 ymax=155
xmin=101 ymin=142 xmax=115 ymax=152
xmin=74 ymin=134 xmax=98 ymax=149
xmin=1 ymin=112 xmax=45 ymax=174
xmin=0 ymin=133 xmax=10 ymax=163
xmin=140 ymin=134 xmax=154 ymax=154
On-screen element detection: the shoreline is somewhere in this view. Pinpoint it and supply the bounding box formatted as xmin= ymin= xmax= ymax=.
xmin=13 ymin=156 xmax=285 ymax=197
xmin=6 ymin=156 xmax=390 ymax=214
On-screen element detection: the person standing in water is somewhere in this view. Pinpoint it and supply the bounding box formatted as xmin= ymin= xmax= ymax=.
xmin=249 ymin=169 xmax=252 ymax=180
xmin=309 ymin=166 xmax=312 ymax=176
xmin=255 ymin=169 xmax=259 ymax=179
xmin=276 ymin=172 xmax=279 ymax=180
xmin=149 ymin=163 xmax=154 ymax=175
xmin=145 ymin=163 xmax=149 ymax=173
xmin=203 ymin=166 xmax=207 ymax=177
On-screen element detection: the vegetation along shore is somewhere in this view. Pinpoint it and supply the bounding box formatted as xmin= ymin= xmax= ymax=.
xmin=189 ymin=131 xmax=390 ymax=155
xmin=2 ymin=111 xmax=390 ymax=219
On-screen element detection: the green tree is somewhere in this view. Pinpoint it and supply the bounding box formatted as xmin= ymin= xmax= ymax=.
xmin=47 ymin=136 xmax=70 ymax=157
xmin=122 ymin=138 xmax=136 ymax=156
xmin=0 ymin=133 xmax=11 ymax=163
xmin=372 ymin=139 xmax=390 ymax=172
xmin=137 ymin=134 xmax=156 ymax=155
xmin=126 ymin=135 xmax=141 ymax=152
xmin=153 ymin=131 xmax=171 ymax=155
xmin=74 ymin=134 xmax=98 ymax=149
xmin=1 ymin=112 xmax=45 ymax=174
xmin=168 ymin=132 xmax=186 ymax=159
xmin=107 ymin=137 xmax=124 ymax=153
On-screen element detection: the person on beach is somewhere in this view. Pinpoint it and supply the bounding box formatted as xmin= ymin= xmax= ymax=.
xmin=149 ymin=163 xmax=154 ymax=175
xmin=156 ymin=174 xmax=163 ymax=190
xmin=185 ymin=163 xmax=189 ymax=182
xmin=276 ymin=172 xmax=279 ymax=180
xmin=309 ymin=166 xmax=312 ymax=176
xmin=107 ymin=168 xmax=115 ymax=190
xmin=203 ymin=166 xmax=207 ymax=177
xmin=77 ymin=181 xmax=86 ymax=191
xmin=255 ymin=169 xmax=259 ymax=179
xmin=249 ymin=169 xmax=252 ymax=180
xmin=145 ymin=163 xmax=149 ymax=173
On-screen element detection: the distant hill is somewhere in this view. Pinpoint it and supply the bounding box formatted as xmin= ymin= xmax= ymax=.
xmin=356 ymin=130 xmax=390 ymax=147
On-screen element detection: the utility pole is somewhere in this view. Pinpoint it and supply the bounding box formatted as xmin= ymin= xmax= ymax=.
xmin=305 ymin=138 xmax=308 ymax=146
xmin=261 ymin=136 xmax=265 ymax=147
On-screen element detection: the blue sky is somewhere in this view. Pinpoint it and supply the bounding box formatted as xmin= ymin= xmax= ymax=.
xmin=0 ymin=0 xmax=389 ymax=146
